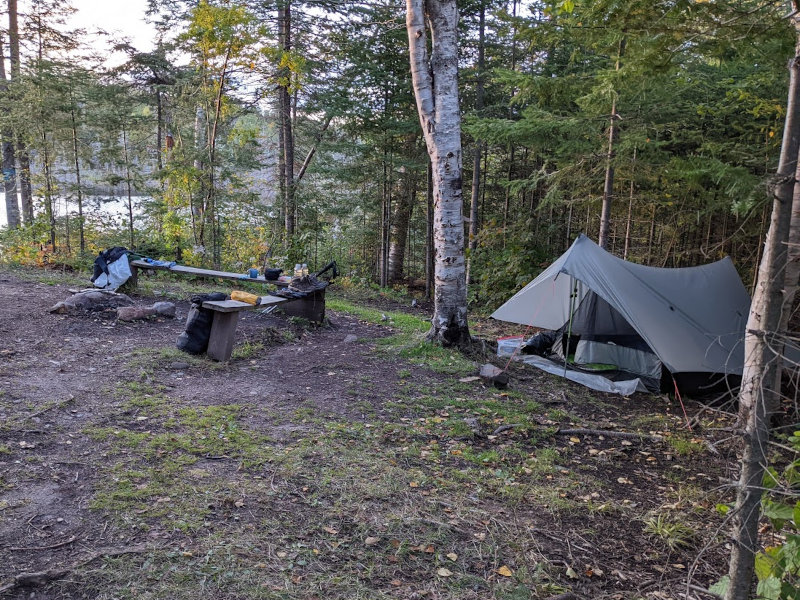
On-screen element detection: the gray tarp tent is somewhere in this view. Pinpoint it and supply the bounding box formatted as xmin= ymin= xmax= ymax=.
xmin=492 ymin=234 xmax=751 ymax=392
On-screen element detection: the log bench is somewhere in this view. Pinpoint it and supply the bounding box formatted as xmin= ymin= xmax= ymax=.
xmin=129 ymin=259 xmax=327 ymax=323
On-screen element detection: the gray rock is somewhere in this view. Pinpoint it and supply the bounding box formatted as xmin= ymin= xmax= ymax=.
xmin=170 ymin=361 xmax=190 ymax=370
xmin=343 ymin=334 xmax=358 ymax=343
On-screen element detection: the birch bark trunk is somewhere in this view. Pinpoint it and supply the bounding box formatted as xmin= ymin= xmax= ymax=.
xmin=407 ymin=0 xmax=470 ymax=346
xmin=724 ymin=15 xmax=800 ymax=599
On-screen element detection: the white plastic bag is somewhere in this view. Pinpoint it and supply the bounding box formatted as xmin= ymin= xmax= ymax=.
xmin=94 ymin=254 xmax=132 ymax=290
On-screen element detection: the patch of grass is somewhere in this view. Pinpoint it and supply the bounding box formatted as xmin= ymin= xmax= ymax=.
xmin=127 ymin=346 xmax=225 ymax=372
xmin=231 ymin=341 xmax=265 ymax=360
xmin=665 ymin=435 xmax=705 ymax=456
xmin=643 ymin=512 xmax=696 ymax=551
xmin=329 ymin=297 xmax=476 ymax=376
xmin=0 ymin=445 xmax=10 ymax=454
xmin=327 ymin=297 xmax=429 ymax=334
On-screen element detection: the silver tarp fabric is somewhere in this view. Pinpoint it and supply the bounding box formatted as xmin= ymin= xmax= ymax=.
xmin=491 ymin=234 xmax=751 ymax=375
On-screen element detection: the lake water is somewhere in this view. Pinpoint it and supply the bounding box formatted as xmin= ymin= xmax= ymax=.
xmin=0 ymin=191 xmax=141 ymax=230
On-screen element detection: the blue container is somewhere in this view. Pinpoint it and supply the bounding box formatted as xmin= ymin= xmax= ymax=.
xmin=248 ymin=268 xmax=259 ymax=278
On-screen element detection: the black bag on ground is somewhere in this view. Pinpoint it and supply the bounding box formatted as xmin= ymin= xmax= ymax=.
xmin=522 ymin=330 xmax=559 ymax=356
xmin=176 ymin=293 xmax=228 ymax=354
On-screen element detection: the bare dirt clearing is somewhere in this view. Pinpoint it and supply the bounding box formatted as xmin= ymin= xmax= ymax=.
xmin=0 ymin=267 xmax=741 ymax=599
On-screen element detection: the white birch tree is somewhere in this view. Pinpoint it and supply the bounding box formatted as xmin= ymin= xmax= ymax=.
xmin=406 ymin=0 xmax=470 ymax=346
xmin=723 ymin=10 xmax=800 ymax=599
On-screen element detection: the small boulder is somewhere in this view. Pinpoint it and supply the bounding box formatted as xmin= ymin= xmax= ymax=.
xmin=479 ymin=363 xmax=509 ymax=389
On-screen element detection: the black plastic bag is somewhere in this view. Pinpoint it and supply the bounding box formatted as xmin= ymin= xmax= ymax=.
xmin=522 ymin=330 xmax=559 ymax=356
xmin=176 ymin=293 xmax=228 ymax=354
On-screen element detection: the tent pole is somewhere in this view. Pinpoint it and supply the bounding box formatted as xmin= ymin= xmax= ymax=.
xmin=564 ymin=277 xmax=577 ymax=377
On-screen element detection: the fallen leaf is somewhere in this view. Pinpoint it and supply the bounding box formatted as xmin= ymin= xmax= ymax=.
xmin=617 ymin=477 xmax=632 ymax=485
xmin=390 ymin=579 xmax=402 ymax=586
xmin=276 ymin=551 xmax=287 ymax=558
xmin=323 ymin=527 xmax=339 ymax=535
xmin=566 ymin=566 xmax=579 ymax=579
xmin=409 ymin=481 xmax=419 ymax=488
xmin=496 ymin=565 xmax=513 ymax=577
xmin=365 ymin=536 xmax=380 ymax=546
xmin=569 ymin=437 xmax=581 ymax=443
xmin=446 ymin=552 xmax=458 ymax=561
xmin=459 ymin=376 xmax=480 ymax=383
xmin=437 ymin=567 xmax=453 ymax=577
xmin=18 ymin=441 xmax=35 ymax=449
xmin=423 ymin=544 xmax=435 ymax=553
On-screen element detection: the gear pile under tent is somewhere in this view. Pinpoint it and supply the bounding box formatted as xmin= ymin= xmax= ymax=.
xmin=491 ymin=234 xmax=752 ymax=396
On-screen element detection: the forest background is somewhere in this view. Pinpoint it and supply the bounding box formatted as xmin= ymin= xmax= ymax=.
xmin=0 ymin=0 xmax=793 ymax=313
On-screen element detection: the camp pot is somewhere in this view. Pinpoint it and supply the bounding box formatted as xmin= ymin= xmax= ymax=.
xmin=264 ymin=268 xmax=283 ymax=280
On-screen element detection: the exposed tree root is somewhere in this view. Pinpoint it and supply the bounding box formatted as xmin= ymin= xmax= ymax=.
xmin=0 ymin=544 xmax=147 ymax=594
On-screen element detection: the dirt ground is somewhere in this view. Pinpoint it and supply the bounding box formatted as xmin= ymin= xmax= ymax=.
xmin=0 ymin=267 xmax=748 ymax=599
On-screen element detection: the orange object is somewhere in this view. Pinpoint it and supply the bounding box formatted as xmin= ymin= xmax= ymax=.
xmin=231 ymin=290 xmax=260 ymax=305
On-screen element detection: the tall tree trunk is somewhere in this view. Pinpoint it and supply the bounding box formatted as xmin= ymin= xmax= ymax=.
xmin=380 ymin=143 xmax=390 ymax=287
xmin=467 ymin=0 xmax=485 ymax=284
xmin=388 ymin=172 xmax=416 ymax=282
xmin=69 ymin=104 xmax=85 ymax=255
xmin=425 ymin=158 xmax=433 ymax=300
xmin=16 ymin=144 xmax=32 ymax=224
xmin=192 ymin=105 xmax=205 ymax=247
xmin=9 ymin=0 xmax=31 ymax=224
xmin=598 ymin=39 xmax=625 ymax=250
xmin=277 ymin=94 xmax=286 ymax=232
xmin=407 ymin=0 xmax=470 ymax=346
xmin=42 ymin=136 xmax=56 ymax=250
xmin=205 ymin=46 xmax=230 ymax=269
xmin=122 ymin=126 xmax=136 ymax=250
xmin=156 ymin=88 xmax=163 ymax=171
xmin=724 ymin=22 xmax=800 ymax=600
xmin=0 ymin=33 xmax=20 ymax=229
xmin=623 ymin=146 xmax=636 ymax=260
xmin=503 ymin=146 xmax=514 ymax=242
xmin=279 ymin=0 xmax=296 ymax=239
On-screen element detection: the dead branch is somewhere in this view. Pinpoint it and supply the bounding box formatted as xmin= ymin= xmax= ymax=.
xmin=492 ymin=423 xmax=521 ymax=435
xmin=0 ymin=544 xmax=146 ymax=594
xmin=11 ymin=396 xmax=75 ymax=429
xmin=9 ymin=535 xmax=79 ymax=552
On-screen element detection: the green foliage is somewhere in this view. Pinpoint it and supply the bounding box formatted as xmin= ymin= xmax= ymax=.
xmin=468 ymin=219 xmax=552 ymax=312
xmin=712 ymin=432 xmax=800 ymax=599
